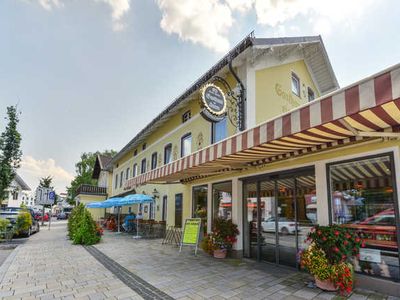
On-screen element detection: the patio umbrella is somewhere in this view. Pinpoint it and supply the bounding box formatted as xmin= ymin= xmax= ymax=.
xmin=86 ymin=197 xmax=125 ymax=233
xmin=122 ymin=194 xmax=154 ymax=239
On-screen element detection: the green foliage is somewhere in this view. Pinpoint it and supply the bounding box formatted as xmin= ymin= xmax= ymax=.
xmin=15 ymin=211 xmax=32 ymax=234
xmin=0 ymin=106 xmax=22 ymax=202
xmin=0 ymin=218 xmax=10 ymax=231
xmin=300 ymin=243 xmax=332 ymax=280
xmin=68 ymin=204 xmax=100 ymax=245
xmin=202 ymin=218 xmax=239 ymax=254
xmin=67 ymin=203 xmax=85 ymax=238
xmin=66 ymin=150 xmax=116 ymax=202
xmin=307 ymin=225 xmax=363 ymax=264
xmin=39 ymin=176 xmax=53 ymax=188
xmin=300 ymin=225 xmax=363 ymax=295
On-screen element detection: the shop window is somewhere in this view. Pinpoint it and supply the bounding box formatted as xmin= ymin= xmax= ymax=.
xmin=308 ymin=87 xmax=315 ymax=102
xmin=151 ymin=152 xmax=157 ymax=170
xmin=193 ymin=185 xmax=208 ymax=232
xmin=164 ymin=143 xmax=172 ymax=164
xmin=181 ymin=133 xmax=192 ymax=157
xmin=328 ymin=154 xmax=399 ymax=281
xmin=291 ymin=72 xmax=300 ymax=97
xmin=182 ymin=110 xmax=191 ymax=123
xmin=132 ymin=164 xmax=138 ymax=177
xmin=141 ymin=158 xmax=146 ymax=174
xmin=115 ymin=174 xmax=118 ymax=189
xmin=212 ymin=118 xmax=227 ymax=144
xmin=120 ymin=171 xmax=123 ymax=187
xmin=126 ymin=167 xmax=130 ymax=180
xmin=212 ymin=181 xmax=232 ymax=223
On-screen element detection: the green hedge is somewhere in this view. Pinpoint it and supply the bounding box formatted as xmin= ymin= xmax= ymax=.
xmin=68 ymin=204 xmax=100 ymax=245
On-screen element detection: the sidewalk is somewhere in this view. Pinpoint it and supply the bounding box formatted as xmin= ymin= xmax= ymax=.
xmin=0 ymin=221 xmax=141 ymax=300
xmin=0 ymin=221 xmax=398 ymax=300
xmin=95 ymin=231 xmax=398 ymax=300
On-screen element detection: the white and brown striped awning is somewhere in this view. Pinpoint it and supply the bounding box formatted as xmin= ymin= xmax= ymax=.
xmin=124 ymin=64 xmax=400 ymax=190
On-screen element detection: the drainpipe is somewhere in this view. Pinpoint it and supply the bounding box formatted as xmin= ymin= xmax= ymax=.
xmin=229 ymin=60 xmax=246 ymax=132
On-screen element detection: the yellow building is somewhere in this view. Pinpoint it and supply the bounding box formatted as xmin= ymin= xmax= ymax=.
xmin=78 ymin=33 xmax=400 ymax=293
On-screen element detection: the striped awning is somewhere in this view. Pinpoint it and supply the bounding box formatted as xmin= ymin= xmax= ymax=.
xmin=124 ymin=64 xmax=400 ymax=190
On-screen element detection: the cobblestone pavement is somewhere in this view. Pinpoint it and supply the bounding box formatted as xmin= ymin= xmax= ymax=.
xmin=0 ymin=221 xmax=142 ymax=300
xmin=0 ymin=222 xmax=398 ymax=300
xmin=95 ymin=231 xmax=400 ymax=300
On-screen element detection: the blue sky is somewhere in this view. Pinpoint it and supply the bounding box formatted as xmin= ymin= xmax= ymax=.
xmin=1 ymin=0 xmax=400 ymax=193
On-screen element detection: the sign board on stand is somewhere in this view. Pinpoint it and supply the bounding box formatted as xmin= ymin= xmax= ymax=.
xmin=179 ymin=218 xmax=202 ymax=255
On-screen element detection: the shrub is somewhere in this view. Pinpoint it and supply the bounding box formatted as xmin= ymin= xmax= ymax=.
xmin=15 ymin=210 xmax=32 ymax=235
xmin=201 ymin=218 xmax=239 ymax=254
xmin=72 ymin=209 xmax=100 ymax=245
xmin=67 ymin=203 xmax=84 ymax=238
xmin=0 ymin=219 xmax=10 ymax=232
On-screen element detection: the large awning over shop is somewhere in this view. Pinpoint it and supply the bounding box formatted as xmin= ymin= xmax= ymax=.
xmin=124 ymin=64 xmax=400 ymax=191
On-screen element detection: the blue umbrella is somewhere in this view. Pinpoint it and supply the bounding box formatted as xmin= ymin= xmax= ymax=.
xmin=122 ymin=194 xmax=154 ymax=239
xmin=123 ymin=194 xmax=153 ymax=204
xmin=86 ymin=202 xmax=106 ymax=208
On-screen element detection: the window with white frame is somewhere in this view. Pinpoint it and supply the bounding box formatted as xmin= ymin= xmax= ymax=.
xmin=291 ymin=72 xmax=300 ymax=97
xmin=164 ymin=144 xmax=172 ymax=164
xmin=133 ymin=163 xmax=138 ymax=177
xmin=151 ymin=152 xmax=157 ymax=170
xmin=181 ymin=133 xmax=192 ymax=157
xmin=141 ymin=158 xmax=146 ymax=174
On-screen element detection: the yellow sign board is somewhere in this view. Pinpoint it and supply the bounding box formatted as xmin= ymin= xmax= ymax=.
xmin=182 ymin=218 xmax=201 ymax=245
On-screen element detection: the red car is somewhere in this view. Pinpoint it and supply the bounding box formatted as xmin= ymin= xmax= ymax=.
xmin=35 ymin=213 xmax=49 ymax=222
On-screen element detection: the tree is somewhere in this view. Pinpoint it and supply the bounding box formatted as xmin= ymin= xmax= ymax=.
xmin=67 ymin=150 xmax=116 ymax=203
xmin=39 ymin=176 xmax=53 ymax=189
xmin=0 ymin=106 xmax=22 ymax=203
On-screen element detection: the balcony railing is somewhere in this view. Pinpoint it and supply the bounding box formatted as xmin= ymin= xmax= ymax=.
xmin=76 ymin=184 xmax=107 ymax=196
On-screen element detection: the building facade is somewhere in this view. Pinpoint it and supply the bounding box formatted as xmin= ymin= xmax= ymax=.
xmin=86 ymin=33 xmax=400 ymax=292
xmin=1 ymin=174 xmax=31 ymax=208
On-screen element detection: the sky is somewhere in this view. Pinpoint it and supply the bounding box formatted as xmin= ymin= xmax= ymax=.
xmin=1 ymin=0 xmax=400 ymax=194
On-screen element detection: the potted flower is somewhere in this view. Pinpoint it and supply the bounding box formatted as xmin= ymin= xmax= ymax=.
xmin=201 ymin=218 xmax=239 ymax=259
xmin=300 ymin=225 xmax=364 ymax=295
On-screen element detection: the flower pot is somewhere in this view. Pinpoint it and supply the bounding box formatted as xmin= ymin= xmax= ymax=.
xmin=213 ymin=249 xmax=227 ymax=259
xmin=315 ymin=278 xmax=337 ymax=291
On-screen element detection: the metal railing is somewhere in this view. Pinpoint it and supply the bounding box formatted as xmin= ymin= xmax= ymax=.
xmin=76 ymin=184 xmax=107 ymax=196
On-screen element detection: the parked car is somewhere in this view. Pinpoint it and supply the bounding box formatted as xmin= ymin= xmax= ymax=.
xmin=57 ymin=212 xmax=68 ymax=220
xmin=0 ymin=207 xmax=40 ymax=237
xmin=261 ymin=217 xmax=298 ymax=235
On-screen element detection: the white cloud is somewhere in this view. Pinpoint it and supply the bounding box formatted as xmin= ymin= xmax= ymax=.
xmin=254 ymin=0 xmax=376 ymax=35
xmin=97 ymin=0 xmax=130 ymax=31
xmin=19 ymin=155 xmax=74 ymax=193
xmin=37 ymin=0 xmax=63 ymax=11
xmin=156 ymin=0 xmax=234 ymax=53
xmin=156 ymin=0 xmax=376 ymax=52
xmin=32 ymin=0 xmax=131 ymax=31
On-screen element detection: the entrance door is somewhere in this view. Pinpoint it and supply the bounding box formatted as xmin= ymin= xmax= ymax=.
xmin=175 ymin=194 xmax=183 ymax=228
xmin=243 ymin=169 xmax=316 ymax=268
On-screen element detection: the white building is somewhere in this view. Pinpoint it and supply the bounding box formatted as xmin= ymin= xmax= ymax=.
xmin=2 ymin=174 xmax=31 ymax=208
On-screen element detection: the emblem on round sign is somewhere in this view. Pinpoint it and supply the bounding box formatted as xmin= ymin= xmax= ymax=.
xmin=200 ymin=83 xmax=227 ymax=122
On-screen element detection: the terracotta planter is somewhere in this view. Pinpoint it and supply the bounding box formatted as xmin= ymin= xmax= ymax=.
xmin=213 ymin=249 xmax=227 ymax=259
xmin=315 ymin=278 xmax=337 ymax=291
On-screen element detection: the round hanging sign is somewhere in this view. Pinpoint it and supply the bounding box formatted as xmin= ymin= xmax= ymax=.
xmin=200 ymin=83 xmax=227 ymax=122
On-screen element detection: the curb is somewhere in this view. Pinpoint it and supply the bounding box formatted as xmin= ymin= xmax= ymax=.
xmin=0 ymin=245 xmax=20 ymax=283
